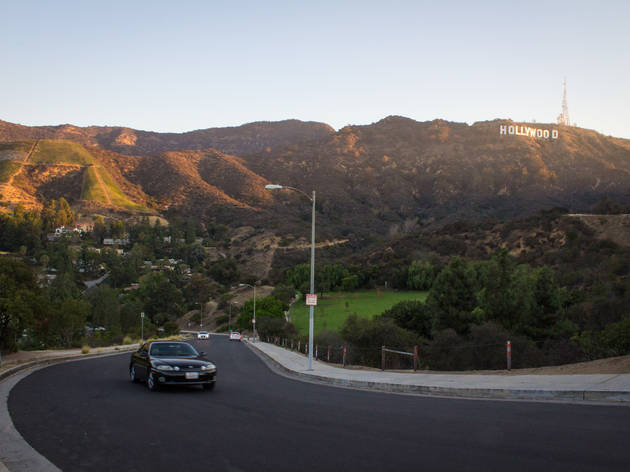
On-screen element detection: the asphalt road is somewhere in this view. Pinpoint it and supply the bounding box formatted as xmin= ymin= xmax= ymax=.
xmin=8 ymin=336 xmax=630 ymax=472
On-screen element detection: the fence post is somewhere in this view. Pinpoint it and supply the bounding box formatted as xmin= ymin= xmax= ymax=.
xmin=327 ymin=346 xmax=331 ymax=362
xmin=381 ymin=345 xmax=385 ymax=371
xmin=413 ymin=345 xmax=418 ymax=372
xmin=298 ymin=340 xmax=301 ymax=352
xmin=506 ymin=340 xmax=512 ymax=371
xmin=291 ymin=340 xmax=294 ymax=350
xmin=343 ymin=345 xmax=347 ymax=367
xmin=315 ymin=344 xmax=318 ymax=360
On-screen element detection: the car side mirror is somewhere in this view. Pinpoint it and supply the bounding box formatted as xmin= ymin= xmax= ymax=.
xmin=199 ymin=351 xmax=206 ymax=356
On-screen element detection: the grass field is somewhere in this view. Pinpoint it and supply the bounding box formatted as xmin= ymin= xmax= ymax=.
xmin=30 ymin=140 xmax=96 ymax=165
xmin=81 ymin=166 xmax=147 ymax=211
xmin=82 ymin=166 xmax=109 ymax=202
xmin=97 ymin=167 xmax=147 ymax=210
xmin=0 ymin=160 xmax=23 ymax=183
xmin=289 ymin=289 xmax=428 ymax=336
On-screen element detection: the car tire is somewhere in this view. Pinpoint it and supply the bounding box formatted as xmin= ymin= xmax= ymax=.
xmin=130 ymin=365 xmax=139 ymax=383
xmin=147 ymin=371 xmax=159 ymax=392
xmin=203 ymin=382 xmax=215 ymax=391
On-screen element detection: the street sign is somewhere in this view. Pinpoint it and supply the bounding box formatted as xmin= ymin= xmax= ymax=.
xmin=305 ymin=294 xmax=317 ymax=306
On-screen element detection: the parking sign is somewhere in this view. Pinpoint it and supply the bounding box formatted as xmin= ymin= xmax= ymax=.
xmin=305 ymin=294 xmax=317 ymax=306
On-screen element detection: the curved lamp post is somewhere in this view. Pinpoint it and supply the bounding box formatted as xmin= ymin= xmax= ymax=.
xmin=239 ymin=283 xmax=257 ymax=340
xmin=265 ymin=184 xmax=316 ymax=371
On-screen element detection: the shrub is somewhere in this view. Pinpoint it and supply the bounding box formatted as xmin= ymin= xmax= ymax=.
xmin=163 ymin=321 xmax=180 ymax=336
xmin=81 ymin=345 xmax=91 ymax=354
xmin=122 ymin=336 xmax=134 ymax=345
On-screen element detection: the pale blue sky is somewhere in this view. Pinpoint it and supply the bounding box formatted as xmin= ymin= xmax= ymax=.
xmin=1 ymin=1 xmax=629 ymax=138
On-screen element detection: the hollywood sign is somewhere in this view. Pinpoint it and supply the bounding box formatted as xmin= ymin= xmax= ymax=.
xmin=500 ymin=125 xmax=558 ymax=139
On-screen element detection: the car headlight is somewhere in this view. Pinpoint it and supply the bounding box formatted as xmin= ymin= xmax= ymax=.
xmin=156 ymin=365 xmax=174 ymax=371
xmin=201 ymin=363 xmax=216 ymax=371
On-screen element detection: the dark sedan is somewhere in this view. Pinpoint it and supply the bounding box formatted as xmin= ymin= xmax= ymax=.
xmin=129 ymin=341 xmax=217 ymax=391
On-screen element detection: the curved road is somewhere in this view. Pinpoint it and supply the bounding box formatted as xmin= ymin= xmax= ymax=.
xmin=8 ymin=336 xmax=630 ymax=471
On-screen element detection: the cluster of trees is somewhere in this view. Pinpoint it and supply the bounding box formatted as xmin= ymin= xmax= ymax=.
xmin=0 ymin=203 xmax=242 ymax=353
xmin=279 ymin=249 xmax=629 ymax=370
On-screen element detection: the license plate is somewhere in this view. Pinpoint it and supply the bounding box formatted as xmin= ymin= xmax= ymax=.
xmin=185 ymin=372 xmax=199 ymax=380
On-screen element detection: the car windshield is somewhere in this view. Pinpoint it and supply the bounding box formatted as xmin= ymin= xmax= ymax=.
xmin=149 ymin=343 xmax=198 ymax=357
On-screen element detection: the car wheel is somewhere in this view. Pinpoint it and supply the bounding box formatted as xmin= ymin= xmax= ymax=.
xmin=203 ymin=382 xmax=215 ymax=391
xmin=147 ymin=371 xmax=159 ymax=391
xmin=130 ymin=365 xmax=139 ymax=383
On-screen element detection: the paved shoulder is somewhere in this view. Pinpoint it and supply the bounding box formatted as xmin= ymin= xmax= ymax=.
xmin=247 ymin=341 xmax=630 ymax=403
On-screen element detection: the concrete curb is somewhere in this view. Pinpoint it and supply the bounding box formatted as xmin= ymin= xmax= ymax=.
xmin=245 ymin=341 xmax=630 ymax=404
xmin=0 ymin=346 xmax=138 ymax=384
xmin=0 ymin=346 xmax=137 ymax=472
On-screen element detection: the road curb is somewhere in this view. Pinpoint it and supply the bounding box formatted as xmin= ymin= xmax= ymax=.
xmin=0 ymin=346 xmax=138 ymax=384
xmin=245 ymin=341 xmax=630 ymax=404
xmin=0 ymin=347 xmax=137 ymax=472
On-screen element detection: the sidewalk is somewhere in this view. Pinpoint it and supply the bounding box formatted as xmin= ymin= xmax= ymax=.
xmin=246 ymin=341 xmax=630 ymax=403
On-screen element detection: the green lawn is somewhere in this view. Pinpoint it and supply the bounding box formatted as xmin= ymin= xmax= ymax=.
xmin=289 ymin=289 xmax=428 ymax=336
xmin=30 ymin=140 xmax=96 ymax=165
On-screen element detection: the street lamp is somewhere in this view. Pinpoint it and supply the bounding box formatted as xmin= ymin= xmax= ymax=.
xmin=265 ymin=183 xmax=316 ymax=371
xmin=141 ymin=312 xmax=145 ymax=342
xmin=239 ymin=283 xmax=257 ymax=340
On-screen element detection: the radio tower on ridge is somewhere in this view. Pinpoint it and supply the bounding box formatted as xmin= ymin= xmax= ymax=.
xmin=556 ymin=78 xmax=571 ymax=126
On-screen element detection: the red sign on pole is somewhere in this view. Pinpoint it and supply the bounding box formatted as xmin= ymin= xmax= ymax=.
xmin=305 ymin=294 xmax=317 ymax=306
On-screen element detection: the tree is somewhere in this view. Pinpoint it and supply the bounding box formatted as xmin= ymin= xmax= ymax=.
xmin=137 ymin=272 xmax=184 ymax=323
xmin=427 ymin=258 xmax=478 ymax=335
xmin=237 ymin=296 xmax=285 ymax=331
xmin=183 ymin=274 xmax=212 ymax=307
xmin=380 ymin=300 xmax=433 ymax=339
xmin=476 ymin=250 xmax=517 ymax=328
xmin=87 ymin=286 xmax=121 ymax=332
xmin=0 ymin=258 xmax=46 ymax=351
xmin=209 ymin=258 xmax=239 ymax=285
xmin=52 ymin=298 xmax=89 ymax=347
xmin=407 ymin=260 xmax=436 ymax=290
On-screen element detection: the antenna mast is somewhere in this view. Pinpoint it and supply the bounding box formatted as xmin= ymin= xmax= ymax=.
xmin=556 ymin=78 xmax=571 ymax=126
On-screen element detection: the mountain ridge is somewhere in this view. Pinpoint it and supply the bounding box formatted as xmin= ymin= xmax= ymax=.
xmin=1 ymin=117 xmax=630 ymax=238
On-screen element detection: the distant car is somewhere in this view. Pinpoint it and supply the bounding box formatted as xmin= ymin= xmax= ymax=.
xmin=129 ymin=341 xmax=217 ymax=392
xmin=197 ymin=331 xmax=209 ymax=340
xmin=229 ymin=331 xmax=242 ymax=341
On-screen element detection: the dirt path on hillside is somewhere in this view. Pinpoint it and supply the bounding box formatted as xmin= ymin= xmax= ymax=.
xmin=3 ymin=140 xmax=38 ymax=188
xmin=0 ymin=140 xmax=41 ymax=208
xmin=92 ymin=165 xmax=112 ymax=205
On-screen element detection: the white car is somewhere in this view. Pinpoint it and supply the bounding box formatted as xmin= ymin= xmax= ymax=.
xmin=229 ymin=332 xmax=242 ymax=341
xmin=197 ymin=331 xmax=209 ymax=340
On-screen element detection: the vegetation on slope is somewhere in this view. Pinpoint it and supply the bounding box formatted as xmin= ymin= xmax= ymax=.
xmin=0 ymin=160 xmax=22 ymax=183
xmin=81 ymin=166 xmax=147 ymax=211
xmin=30 ymin=140 xmax=96 ymax=165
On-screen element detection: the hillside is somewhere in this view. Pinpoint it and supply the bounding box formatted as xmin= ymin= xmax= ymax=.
xmin=1 ymin=117 xmax=630 ymax=236
xmin=0 ymin=140 xmax=151 ymax=213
